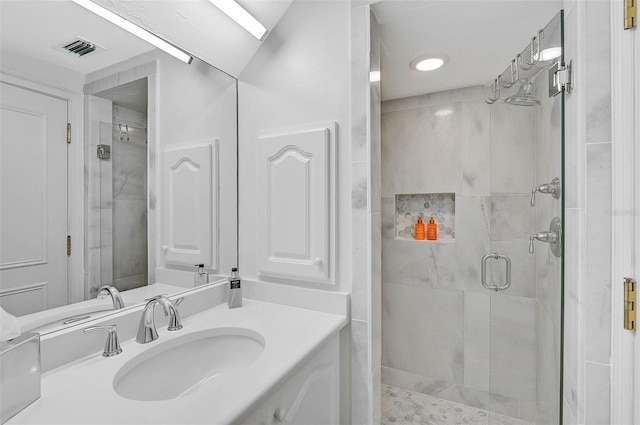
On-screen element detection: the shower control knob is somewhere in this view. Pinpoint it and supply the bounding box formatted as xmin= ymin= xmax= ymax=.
xmin=530 ymin=177 xmax=561 ymax=206
xmin=529 ymin=217 xmax=562 ymax=257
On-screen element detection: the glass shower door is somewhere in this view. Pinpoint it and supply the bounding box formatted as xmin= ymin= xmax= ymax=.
xmin=486 ymin=11 xmax=564 ymax=425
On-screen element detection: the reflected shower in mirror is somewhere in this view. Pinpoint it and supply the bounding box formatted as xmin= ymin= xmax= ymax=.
xmin=0 ymin=0 xmax=238 ymax=334
xmin=96 ymin=79 xmax=149 ymax=294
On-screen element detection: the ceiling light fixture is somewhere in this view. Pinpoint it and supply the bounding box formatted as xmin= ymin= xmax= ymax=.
xmin=434 ymin=108 xmax=453 ymax=117
xmin=71 ymin=0 xmax=193 ymax=64
xmin=539 ymin=47 xmax=562 ymax=61
xmin=410 ymin=55 xmax=447 ymax=72
xmin=209 ymin=0 xmax=268 ymax=41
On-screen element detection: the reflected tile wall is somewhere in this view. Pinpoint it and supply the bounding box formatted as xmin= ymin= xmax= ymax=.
xmin=86 ymin=96 xmax=112 ymax=299
xmin=111 ymin=105 xmax=148 ymax=291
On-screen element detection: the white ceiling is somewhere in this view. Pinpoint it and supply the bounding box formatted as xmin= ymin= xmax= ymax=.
xmin=0 ymin=0 xmax=292 ymax=77
xmin=373 ymin=0 xmax=563 ymax=100
xmin=0 ymin=0 xmax=155 ymax=75
xmin=96 ymin=77 xmax=148 ymax=112
xmin=91 ymin=0 xmax=293 ymax=76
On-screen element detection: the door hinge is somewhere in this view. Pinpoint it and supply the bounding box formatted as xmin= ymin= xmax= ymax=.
xmin=624 ymin=277 xmax=636 ymax=330
xmin=67 ymin=235 xmax=71 ymax=256
xmin=625 ymin=0 xmax=637 ymax=29
xmin=67 ymin=123 xmax=71 ymax=144
xmin=549 ymin=61 xmax=573 ymax=97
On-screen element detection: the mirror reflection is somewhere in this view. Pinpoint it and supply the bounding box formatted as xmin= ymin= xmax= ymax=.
xmin=0 ymin=0 xmax=238 ymax=334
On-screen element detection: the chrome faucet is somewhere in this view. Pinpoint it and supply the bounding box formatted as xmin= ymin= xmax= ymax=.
xmin=97 ymin=285 xmax=125 ymax=310
xmin=136 ymin=295 xmax=184 ymax=343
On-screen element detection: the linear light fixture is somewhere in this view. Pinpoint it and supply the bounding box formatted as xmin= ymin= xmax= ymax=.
xmin=208 ymin=0 xmax=268 ymax=41
xmin=71 ymin=0 xmax=193 ymax=64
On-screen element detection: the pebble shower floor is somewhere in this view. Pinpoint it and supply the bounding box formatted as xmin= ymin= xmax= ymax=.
xmin=381 ymin=385 xmax=534 ymax=425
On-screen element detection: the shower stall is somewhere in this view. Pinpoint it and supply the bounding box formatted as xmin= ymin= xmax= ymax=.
xmin=380 ymin=11 xmax=565 ymax=425
xmin=86 ymin=77 xmax=150 ymax=298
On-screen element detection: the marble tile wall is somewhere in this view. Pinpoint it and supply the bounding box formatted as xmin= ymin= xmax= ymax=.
xmin=350 ymin=5 xmax=382 ymax=424
xmin=381 ymin=85 xmax=542 ymax=421
xmin=99 ymin=122 xmax=113 ymax=289
xmin=562 ymin=1 xmax=613 ymax=423
xmin=85 ymin=96 xmax=112 ymax=299
xmin=110 ymin=105 xmax=148 ymax=291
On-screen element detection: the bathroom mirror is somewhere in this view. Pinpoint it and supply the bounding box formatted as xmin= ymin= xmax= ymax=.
xmin=0 ymin=0 xmax=238 ymax=334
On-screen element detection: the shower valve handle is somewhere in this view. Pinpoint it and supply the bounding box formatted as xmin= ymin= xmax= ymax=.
xmin=530 ymin=177 xmax=561 ymax=206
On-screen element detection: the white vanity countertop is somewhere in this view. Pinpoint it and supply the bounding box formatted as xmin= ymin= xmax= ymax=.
xmin=8 ymin=299 xmax=347 ymax=424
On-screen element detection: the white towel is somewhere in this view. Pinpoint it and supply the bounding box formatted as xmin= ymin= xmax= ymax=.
xmin=0 ymin=307 xmax=21 ymax=342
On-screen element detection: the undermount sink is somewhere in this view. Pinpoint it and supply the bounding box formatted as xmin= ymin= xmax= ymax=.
xmin=113 ymin=328 xmax=265 ymax=401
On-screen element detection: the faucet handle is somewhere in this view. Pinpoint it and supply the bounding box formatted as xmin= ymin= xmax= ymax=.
xmin=529 ymin=236 xmax=535 ymax=254
xmin=84 ymin=324 xmax=122 ymax=357
xmin=530 ymin=177 xmax=561 ymax=207
xmin=167 ymin=298 xmax=184 ymax=331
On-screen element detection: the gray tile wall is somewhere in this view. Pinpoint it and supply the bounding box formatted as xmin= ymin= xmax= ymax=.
xmin=111 ymin=105 xmax=148 ymax=291
xmin=350 ymin=5 xmax=382 ymax=424
xmin=563 ymin=1 xmax=613 ymax=423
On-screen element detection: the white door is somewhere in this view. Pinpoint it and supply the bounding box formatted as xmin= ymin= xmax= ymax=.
xmin=0 ymin=82 xmax=69 ymax=316
xmin=611 ymin=3 xmax=638 ymax=423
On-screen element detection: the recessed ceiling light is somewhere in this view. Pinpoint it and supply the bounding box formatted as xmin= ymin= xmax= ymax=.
xmin=410 ymin=55 xmax=447 ymax=72
xmin=539 ymin=47 xmax=562 ymax=61
xmin=434 ymin=108 xmax=453 ymax=117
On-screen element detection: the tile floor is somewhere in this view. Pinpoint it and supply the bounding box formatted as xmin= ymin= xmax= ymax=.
xmin=381 ymin=385 xmax=534 ymax=425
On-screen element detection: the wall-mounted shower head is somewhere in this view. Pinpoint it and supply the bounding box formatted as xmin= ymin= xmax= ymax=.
xmin=504 ymin=81 xmax=540 ymax=106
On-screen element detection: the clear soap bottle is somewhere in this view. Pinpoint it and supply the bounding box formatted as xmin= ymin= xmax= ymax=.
xmin=194 ymin=264 xmax=209 ymax=286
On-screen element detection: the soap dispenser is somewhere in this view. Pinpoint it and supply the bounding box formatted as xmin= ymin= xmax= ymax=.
xmin=414 ymin=216 xmax=425 ymax=240
xmin=194 ymin=264 xmax=209 ymax=286
xmin=228 ymin=267 xmax=242 ymax=309
xmin=426 ymin=217 xmax=438 ymax=240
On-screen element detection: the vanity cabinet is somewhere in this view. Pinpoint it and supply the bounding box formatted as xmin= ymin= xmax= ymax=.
xmin=240 ymin=335 xmax=339 ymax=425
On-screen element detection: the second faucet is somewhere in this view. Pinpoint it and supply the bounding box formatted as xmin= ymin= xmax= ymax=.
xmin=136 ymin=295 xmax=184 ymax=344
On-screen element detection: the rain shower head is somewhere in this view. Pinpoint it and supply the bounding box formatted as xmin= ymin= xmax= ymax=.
xmin=504 ymin=81 xmax=540 ymax=106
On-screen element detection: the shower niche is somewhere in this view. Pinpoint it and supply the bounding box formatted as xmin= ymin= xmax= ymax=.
xmin=395 ymin=193 xmax=455 ymax=240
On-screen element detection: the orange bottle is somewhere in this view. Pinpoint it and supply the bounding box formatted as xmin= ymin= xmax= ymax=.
xmin=414 ymin=216 xmax=425 ymax=240
xmin=426 ymin=216 xmax=438 ymax=240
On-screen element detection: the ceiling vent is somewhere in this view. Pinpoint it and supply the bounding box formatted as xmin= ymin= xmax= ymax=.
xmin=60 ymin=37 xmax=103 ymax=57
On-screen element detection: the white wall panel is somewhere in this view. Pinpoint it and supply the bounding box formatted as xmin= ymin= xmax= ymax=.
xmin=256 ymin=124 xmax=335 ymax=284
xmin=162 ymin=141 xmax=218 ymax=269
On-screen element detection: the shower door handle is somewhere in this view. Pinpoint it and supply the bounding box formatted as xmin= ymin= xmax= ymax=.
xmin=481 ymin=253 xmax=512 ymax=292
